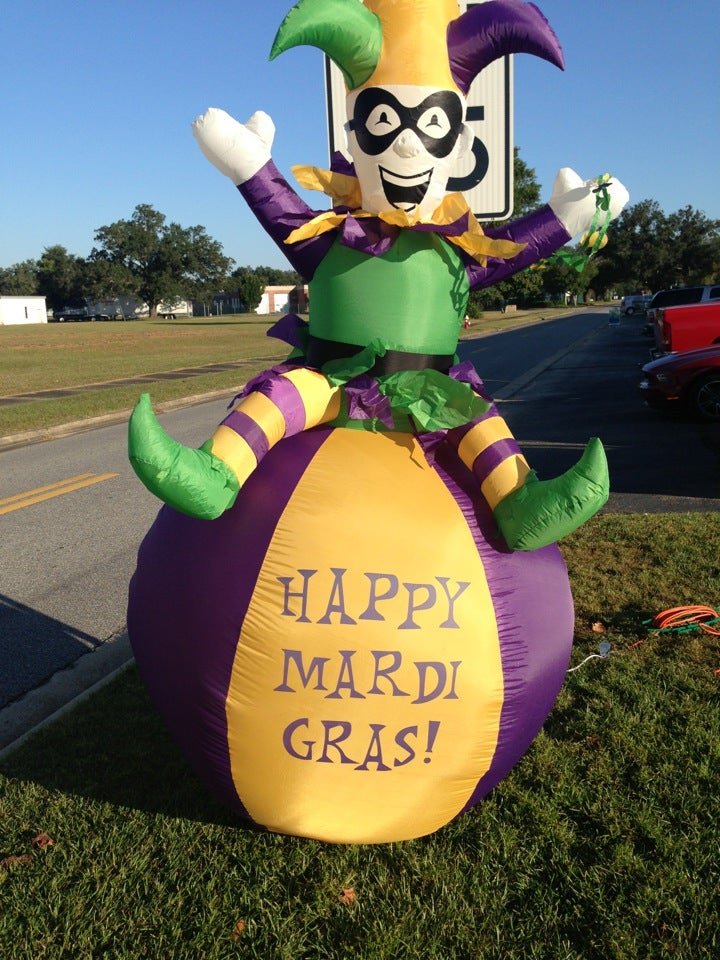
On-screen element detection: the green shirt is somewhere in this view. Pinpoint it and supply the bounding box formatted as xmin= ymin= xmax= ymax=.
xmin=308 ymin=230 xmax=470 ymax=356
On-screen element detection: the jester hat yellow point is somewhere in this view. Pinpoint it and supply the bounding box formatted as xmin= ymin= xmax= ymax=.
xmin=270 ymin=0 xmax=564 ymax=94
xmin=365 ymin=0 xmax=463 ymax=92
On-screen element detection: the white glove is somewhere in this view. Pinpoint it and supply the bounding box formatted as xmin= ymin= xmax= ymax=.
xmin=548 ymin=168 xmax=629 ymax=239
xmin=191 ymin=108 xmax=275 ymax=186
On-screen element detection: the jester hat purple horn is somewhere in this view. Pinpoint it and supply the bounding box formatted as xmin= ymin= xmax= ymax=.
xmin=270 ymin=0 xmax=564 ymax=93
xmin=449 ymin=0 xmax=564 ymax=94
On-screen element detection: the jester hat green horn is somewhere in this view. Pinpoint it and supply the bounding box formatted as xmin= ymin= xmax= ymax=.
xmin=270 ymin=0 xmax=564 ymax=94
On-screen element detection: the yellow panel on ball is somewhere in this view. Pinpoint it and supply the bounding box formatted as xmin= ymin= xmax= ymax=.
xmin=225 ymin=429 xmax=504 ymax=843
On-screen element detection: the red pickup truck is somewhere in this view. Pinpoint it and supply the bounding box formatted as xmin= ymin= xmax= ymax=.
xmin=654 ymin=299 xmax=720 ymax=354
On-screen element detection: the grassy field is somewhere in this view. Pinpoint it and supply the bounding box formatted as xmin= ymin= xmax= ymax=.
xmin=1 ymin=513 xmax=719 ymax=958
xmin=0 ymin=307 xmax=574 ymax=437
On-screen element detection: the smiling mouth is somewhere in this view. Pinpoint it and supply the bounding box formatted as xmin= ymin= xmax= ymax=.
xmin=379 ymin=167 xmax=433 ymax=211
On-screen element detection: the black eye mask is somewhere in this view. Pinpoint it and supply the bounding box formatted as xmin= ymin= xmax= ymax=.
xmin=348 ymin=88 xmax=464 ymax=159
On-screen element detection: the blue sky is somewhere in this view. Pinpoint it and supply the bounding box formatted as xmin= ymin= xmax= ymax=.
xmin=2 ymin=0 xmax=718 ymax=271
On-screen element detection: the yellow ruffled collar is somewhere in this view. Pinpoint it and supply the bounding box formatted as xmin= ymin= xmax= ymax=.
xmin=286 ymin=165 xmax=526 ymax=266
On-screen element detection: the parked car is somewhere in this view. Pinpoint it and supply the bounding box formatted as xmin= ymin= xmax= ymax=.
xmin=645 ymin=284 xmax=720 ymax=334
xmin=653 ymin=300 xmax=720 ymax=355
xmin=50 ymin=309 xmax=91 ymax=322
xmin=640 ymin=345 xmax=720 ymax=421
xmin=50 ymin=310 xmax=111 ymax=322
xmin=620 ymin=294 xmax=651 ymax=316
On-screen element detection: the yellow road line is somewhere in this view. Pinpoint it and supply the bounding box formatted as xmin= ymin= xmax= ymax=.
xmin=0 ymin=473 xmax=96 ymax=506
xmin=0 ymin=472 xmax=119 ymax=515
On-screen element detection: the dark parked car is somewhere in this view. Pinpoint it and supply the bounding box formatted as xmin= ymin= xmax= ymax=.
xmin=50 ymin=310 xmax=111 ymax=322
xmin=640 ymin=345 xmax=720 ymax=421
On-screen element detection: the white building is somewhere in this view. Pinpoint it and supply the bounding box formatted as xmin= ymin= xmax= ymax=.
xmin=255 ymin=285 xmax=309 ymax=316
xmin=0 ymin=296 xmax=48 ymax=325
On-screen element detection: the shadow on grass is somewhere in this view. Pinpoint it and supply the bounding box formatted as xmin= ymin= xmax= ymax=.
xmin=0 ymin=665 xmax=258 ymax=833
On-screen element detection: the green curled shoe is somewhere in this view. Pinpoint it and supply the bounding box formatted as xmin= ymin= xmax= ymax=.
xmin=493 ymin=437 xmax=609 ymax=552
xmin=128 ymin=393 xmax=239 ymax=520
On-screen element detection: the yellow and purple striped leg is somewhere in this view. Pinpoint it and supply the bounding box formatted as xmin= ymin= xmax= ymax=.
xmin=448 ymin=405 xmax=609 ymax=552
xmin=209 ymin=368 xmax=341 ymax=487
xmin=452 ymin=409 xmax=532 ymax=512
xmin=129 ymin=368 xmax=341 ymax=520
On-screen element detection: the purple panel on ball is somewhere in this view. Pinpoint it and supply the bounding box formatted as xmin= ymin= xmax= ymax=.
xmin=431 ymin=443 xmax=574 ymax=813
xmin=128 ymin=426 xmax=333 ymax=818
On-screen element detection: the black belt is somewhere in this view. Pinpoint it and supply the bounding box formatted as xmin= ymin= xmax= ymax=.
xmin=305 ymin=334 xmax=453 ymax=376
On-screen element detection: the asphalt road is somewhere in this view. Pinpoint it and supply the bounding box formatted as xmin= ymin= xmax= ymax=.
xmin=0 ymin=395 xmax=235 ymax=710
xmin=2 ymin=308 xmax=720 ymax=718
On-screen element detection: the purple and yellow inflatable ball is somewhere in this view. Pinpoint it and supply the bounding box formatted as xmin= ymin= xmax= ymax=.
xmin=128 ymin=426 xmax=574 ymax=844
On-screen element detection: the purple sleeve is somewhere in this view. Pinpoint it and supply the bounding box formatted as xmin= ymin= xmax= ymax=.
xmin=238 ymin=161 xmax=335 ymax=281
xmin=465 ymin=205 xmax=571 ymax=290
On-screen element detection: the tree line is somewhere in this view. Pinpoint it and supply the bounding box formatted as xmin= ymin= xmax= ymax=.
xmin=0 ymin=204 xmax=300 ymax=317
xmin=2 ymin=161 xmax=718 ymax=318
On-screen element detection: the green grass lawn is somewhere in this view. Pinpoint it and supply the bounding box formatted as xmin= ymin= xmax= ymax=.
xmin=1 ymin=514 xmax=719 ymax=959
xmin=0 ymin=316 xmax=281 ymax=393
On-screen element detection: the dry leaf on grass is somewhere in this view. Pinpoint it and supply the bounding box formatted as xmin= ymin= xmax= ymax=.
xmin=339 ymin=888 xmax=356 ymax=907
xmin=232 ymin=920 xmax=246 ymax=940
xmin=1 ymin=854 xmax=32 ymax=868
xmin=592 ymin=622 xmax=607 ymax=634
xmin=32 ymin=832 xmax=54 ymax=849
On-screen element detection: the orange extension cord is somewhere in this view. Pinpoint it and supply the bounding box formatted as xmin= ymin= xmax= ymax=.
xmin=646 ymin=605 xmax=720 ymax=674
xmin=649 ymin=605 xmax=720 ymax=636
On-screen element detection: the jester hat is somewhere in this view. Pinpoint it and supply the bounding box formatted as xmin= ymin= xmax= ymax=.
xmin=270 ymin=0 xmax=564 ymax=93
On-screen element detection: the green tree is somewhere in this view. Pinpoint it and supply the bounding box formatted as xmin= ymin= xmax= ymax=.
xmin=36 ymin=245 xmax=86 ymax=310
xmin=89 ymin=204 xmax=234 ymax=317
xmin=0 ymin=259 xmax=38 ymax=296
xmin=539 ymin=249 xmax=599 ymax=303
xmin=593 ymin=199 xmax=670 ymax=293
xmin=511 ymin=147 xmax=542 ymax=217
xmin=231 ymin=267 xmax=266 ymax=312
xmin=666 ymin=205 xmax=720 ymax=286
xmin=82 ymin=255 xmax=134 ymax=305
xmin=252 ymin=265 xmax=302 ymax=286
xmin=593 ymin=200 xmax=720 ymax=294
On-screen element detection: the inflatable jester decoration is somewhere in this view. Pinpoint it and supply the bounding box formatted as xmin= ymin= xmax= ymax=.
xmin=127 ymin=0 xmax=629 ymax=843
xmin=128 ymin=0 xmax=627 ymax=551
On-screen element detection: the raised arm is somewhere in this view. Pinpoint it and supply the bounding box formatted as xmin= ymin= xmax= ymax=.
xmin=466 ymin=168 xmax=629 ymax=290
xmin=192 ymin=108 xmax=334 ymax=279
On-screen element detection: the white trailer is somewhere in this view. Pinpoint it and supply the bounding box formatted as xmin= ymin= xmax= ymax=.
xmin=0 ymin=296 xmax=48 ymax=325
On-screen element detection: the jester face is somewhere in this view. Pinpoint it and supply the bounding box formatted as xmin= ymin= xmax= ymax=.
xmin=271 ymin=0 xmax=565 ymax=215
xmin=347 ymin=83 xmax=474 ymax=218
